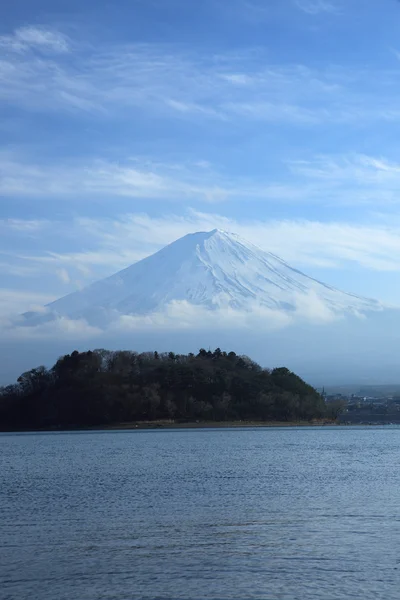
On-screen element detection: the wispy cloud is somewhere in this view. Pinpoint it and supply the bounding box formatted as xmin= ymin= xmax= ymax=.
xmin=56 ymin=268 xmax=71 ymax=285
xmin=0 ymin=152 xmax=233 ymax=202
xmin=1 ymin=316 xmax=102 ymax=340
xmin=223 ymin=101 xmax=321 ymax=124
xmin=0 ymin=219 xmax=48 ymax=233
xmin=1 ymin=25 xmax=398 ymax=126
xmin=5 ymin=210 xmax=400 ymax=296
xmin=0 ymin=289 xmax=56 ymax=319
xmin=0 ymin=26 xmax=70 ymax=54
xmin=294 ymin=0 xmax=340 ymax=15
xmin=1 ymin=148 xmax=331 ymax=204
xmin=4 ymin=149 xmax=400 ymax=208
xmin=289 ymin=154 xmax=400 ymax=204
xmin=293 ymin=154 xmax=400 ymax=182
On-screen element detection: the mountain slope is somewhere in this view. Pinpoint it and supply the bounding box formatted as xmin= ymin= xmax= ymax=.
xmin=27 ymin=229 xmax=381 ymax=324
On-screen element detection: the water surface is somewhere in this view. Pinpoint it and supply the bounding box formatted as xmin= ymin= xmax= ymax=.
xmin=1 ymin=426 xmax=400 ymax=599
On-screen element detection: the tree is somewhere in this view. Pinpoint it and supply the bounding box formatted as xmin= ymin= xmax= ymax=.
xmin=17 ymin=366 xmax=51 ymax=395
xmin=0 ymin=347 xmax=324 ymax=429
xmin=326 ymin=399 xmax=347 ymax=420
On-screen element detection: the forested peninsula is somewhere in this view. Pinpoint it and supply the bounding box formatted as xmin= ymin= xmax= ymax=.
xmin=0 ymin=348 xmax=328 ymax=430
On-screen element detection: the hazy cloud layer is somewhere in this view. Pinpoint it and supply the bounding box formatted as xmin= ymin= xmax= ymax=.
xmin=0 ymin=289 xmax=56 ymax=324
xmin=0 ymin=288 xmax=347 ymax=343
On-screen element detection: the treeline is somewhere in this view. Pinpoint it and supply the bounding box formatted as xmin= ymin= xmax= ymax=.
xmin=0 ymin=348 xmax=327 ymax=429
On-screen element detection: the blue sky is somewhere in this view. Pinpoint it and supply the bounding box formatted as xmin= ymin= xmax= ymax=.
xmin=3 ymin=0 xmax=400 ymax=318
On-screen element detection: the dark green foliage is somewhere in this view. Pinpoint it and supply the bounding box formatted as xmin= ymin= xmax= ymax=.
xmin=325 ymin=399 xmax=347 ymax=420
xmin=0 ymin=348 xmax=326 ymax=429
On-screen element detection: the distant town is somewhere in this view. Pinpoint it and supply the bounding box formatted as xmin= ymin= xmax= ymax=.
xmin=322 ymin=387 xmax=400 ymax=424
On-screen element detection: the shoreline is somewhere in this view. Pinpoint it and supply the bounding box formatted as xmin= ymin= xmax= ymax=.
xmin=0 ymin=419 xmax=339 ymax=433
xmin=105 ymin=419 xmax=336 ymax=430
xmin=2 ymin=420 xmax=399 ymax=433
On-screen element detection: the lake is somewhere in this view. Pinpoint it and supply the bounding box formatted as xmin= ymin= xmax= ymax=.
xmin=1 ymin=426 xmax=400 ymax=599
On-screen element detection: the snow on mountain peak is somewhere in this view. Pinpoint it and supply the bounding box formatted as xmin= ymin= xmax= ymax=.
xmin=27 ymin=230 xmax=382 ymax=326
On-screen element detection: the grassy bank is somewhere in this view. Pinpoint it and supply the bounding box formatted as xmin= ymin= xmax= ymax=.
xmin=103 ymin=419 xmax=337 ymax=430
xmin=0 ymin=419 xmax=338 ymax=433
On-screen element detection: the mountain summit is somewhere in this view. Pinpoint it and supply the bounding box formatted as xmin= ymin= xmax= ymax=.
xmin=29 ymin=229 xmax=381 ymax=324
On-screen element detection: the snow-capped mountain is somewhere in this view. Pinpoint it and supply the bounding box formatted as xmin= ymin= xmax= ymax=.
xmin=26 ymin=229 xmax=381 ymax=324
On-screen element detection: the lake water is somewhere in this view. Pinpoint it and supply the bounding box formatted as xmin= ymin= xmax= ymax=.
xmin=1 ymin=427 xmax=400 ymax=600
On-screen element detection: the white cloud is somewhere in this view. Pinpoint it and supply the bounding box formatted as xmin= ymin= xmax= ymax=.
xmin=5 ymin=149 xmax=400 ymax=207
xmin=0 ymin=290 xmax=344 ymax=341
xmin=0 ymin=289 xmax=56 ymax=318
xmin=0 ymin=26 xmax=70 ymax=54
xmin=219 ymin=73 xmax=253 ymax=85
xmin=56 ymin=268 xmax=71 ymax=284
xmin=0 ymin=153 xmax=235 ymax=202
xmin=294 ymin=0 xmax=340 ymax=15
xmin=293 ymin=290 xmax=338 ymax=322
xmin=2 ymin=317 xmax=102 ymax=341
xmin=111 ymin=301 xmax=294 ymax=332
xmin=1 ymin=25 xmax=398 ymax=127
xmin=290 ymin=154 xmax=400 ymax=182
xmin=0 ymin=219 xmax=48 ymax=233
xmin=0 ymin=260 xmax=42 ymax=278
xmin=0 ymin=150 xmax=321 ymax=204
xmin=6 ymin=209 xmax=400 ymax=300
xmin=289 ymin=154 xmax=400 ymax=205
xmin=112 ymin=292 xmax=340 ymax=333
xmin=165 ymin=99 xmax=224 ymax=119
xmin=223 ymin=101 xmax=320 ymax=124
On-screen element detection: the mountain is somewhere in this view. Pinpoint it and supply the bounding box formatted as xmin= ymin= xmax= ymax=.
xmin=25 ymin=229 xmax=381 ymax=326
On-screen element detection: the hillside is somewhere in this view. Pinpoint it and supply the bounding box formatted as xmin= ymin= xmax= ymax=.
xmin=0 ymin=348 xmax=326 ymax=429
